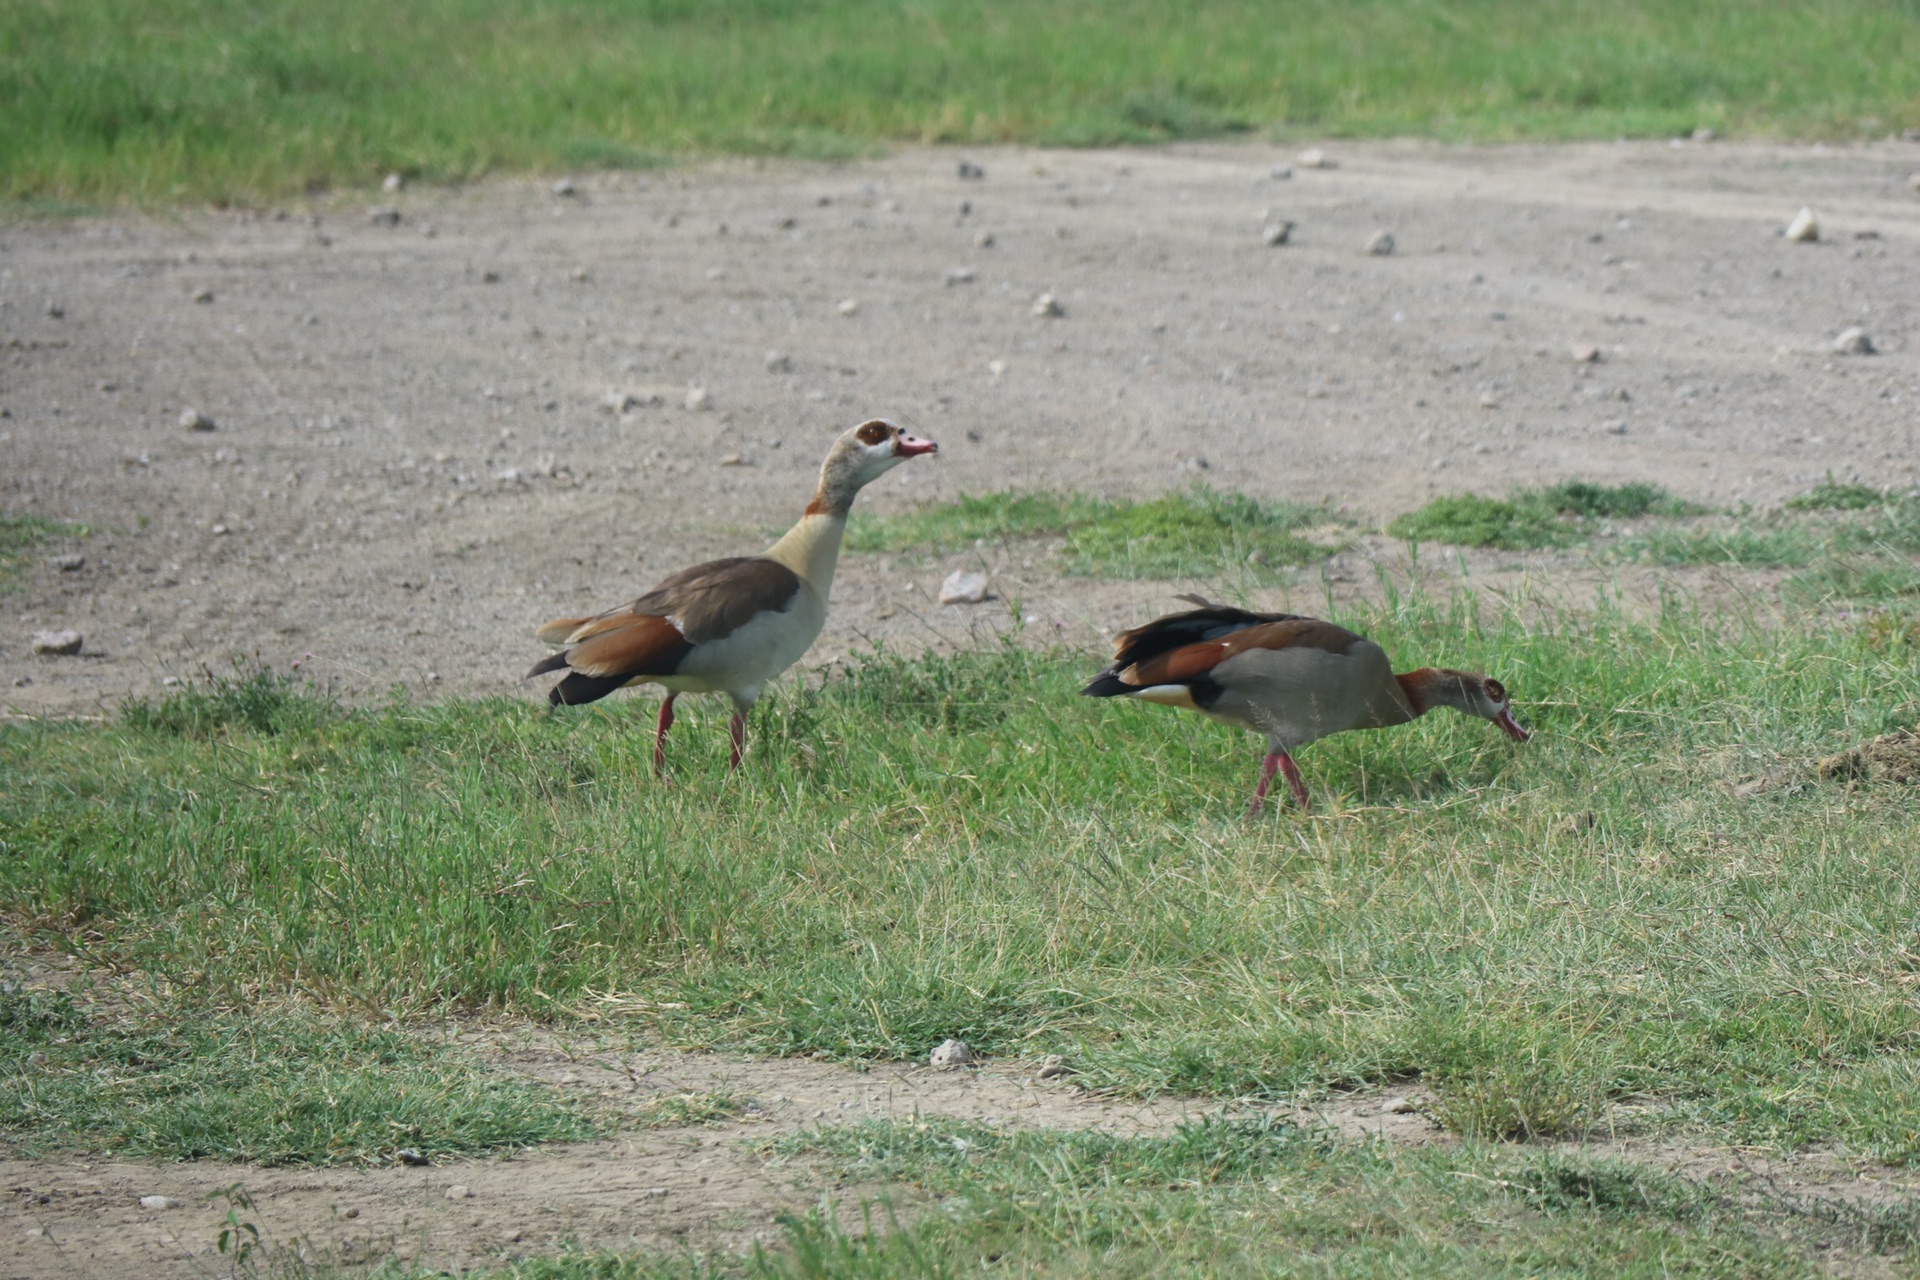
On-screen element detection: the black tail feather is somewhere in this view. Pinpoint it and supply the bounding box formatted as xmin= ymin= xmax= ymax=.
xmin=525 ymin=650 xmax=571 ymax=680
xmin=1081 ymin=669 xmax=1133 ymax=698
xmin=549 ymin=670 xmax=631 ymax=707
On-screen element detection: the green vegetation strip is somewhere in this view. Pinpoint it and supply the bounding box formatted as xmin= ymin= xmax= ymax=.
xmin=7 ymin=593 xmax=1920 ymax=1167
xmin=1386 ymin=481 xmax=1700 ymax=551
xmin=0 ymin=985 xmax=593 ymax=1163
xmin=847 ymin=486 xmax=1340 ymax=578
xmin=6 ymin=1 xmax=1920 ymax=206
xmin=0 ymin=513 xmax=82 ymax=590
xmin=422 ymin=1118 xmax=1886 ymax=1276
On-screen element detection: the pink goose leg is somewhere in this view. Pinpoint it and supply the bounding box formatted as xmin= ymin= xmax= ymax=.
xmin=653 ymin=694 xmax=677 ymax=776
xmin=1248 ymin=749 xmax=1312 ymax=817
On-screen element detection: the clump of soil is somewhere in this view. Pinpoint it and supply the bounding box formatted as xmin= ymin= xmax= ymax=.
xmin=1818 ymin=729 xmax=1920 ymax=785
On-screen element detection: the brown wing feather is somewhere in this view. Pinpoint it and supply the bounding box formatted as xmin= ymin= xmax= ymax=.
xmin=562 ymin=614 xmax=694 ymax=679
xmin=535 ymin=615 xmax=594 ymax=645
xmin=1122 ymin=618 xmax=1364 ymax=686
xmin=630 ymin=556 xmax=803 ymax=644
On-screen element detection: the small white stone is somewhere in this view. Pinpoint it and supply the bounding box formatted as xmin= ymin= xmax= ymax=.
xmin=1833 ymin=326 xmax=1875 ymax=355
xmin=1364 ymin=230 xmax=1395 ymax=256
xmin=447 ymin=1184 xmax=472 ymax=1200
xmin=139 ymin=1196 xmax=178 ymax=1211
xmin=1785 ymin=207 xmax=1819 ymax=242
xmin=192 ymin=287 xmax=214 ymax=304
xmin=569 ymin=267 xmax=589 ymax=282
xmin=1270 ymin=164 xmax=1293 ymax=179
xmin=765 ymin=350 xmax=792 ymax=373
xmin=974 ymin=230 xmax=995 ymax=248
xmin=1570 ymin=342 xmax=1601 ymax=363
xmin=49 ymin=553 xmax=84 ymax=572
xmin=683 ymin=385 xmax=710 ymax=411
xmin=1603 ymin=419 xmax=1628 ymax=435
xmin=32 ymin=630 xmax=83 ymax=655
xmin=987 ymin=358 xmax=1007 ymax=378
xmin=1296 ymin=147 xmax=1333 ymax=169
xmin=1478 ymin=392 xmax=1499 ymax=409
xmin=938 ymin=571 xmax=988 ymax=605
xmin=1032 ymin=292 xmax=1064 ymax=318
xmin=179 ymin=408 xmax=216 ymax=432
xmin=718 ymin=452 xmax=744 ymax=466
xmin=1383 ymin=1096 xmax=1419 ymax=1114
xmin=551 ymin=177 xmax=577 ymax=197
xmin=382 ymin=172 xmax=404 ymax=193
xmin=367 ymin=205 xmax=401 ymax=227
xmin=836 ymin=298 xmax=860 ymax=316
xmin=1262 ymin=221 xmax=1293 ymax=246
xmin=929 ymin=1038 xmax=976 ymax=1069
xmin=641 ymin=1186 xmax=669 ymax=1199
xmin=945 ymin=266 xmax=975 ymax=285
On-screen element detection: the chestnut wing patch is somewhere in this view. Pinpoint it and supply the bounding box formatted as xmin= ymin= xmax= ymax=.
xmin=631 ymin=557 xmax=804 ymax=645
xmin=1108 ymin=603 xmax=1305 ymax=671
xmin=1121 ymin=617 xmax=1364 ymax=687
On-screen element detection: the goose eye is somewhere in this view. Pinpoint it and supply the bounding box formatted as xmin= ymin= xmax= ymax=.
xmin=1485 ymin=679 xmax=1506 ymax=702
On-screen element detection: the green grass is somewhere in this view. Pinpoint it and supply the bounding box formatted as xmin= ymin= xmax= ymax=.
xmin=6 ymin=1 xmax=1919 ymax=206
xmin=0 ymin=983 xmax=594 ymax=1164
xmin=848 ymin=486 xmax=1340 ymax=578
xmin=0 ymin=512 xmax=82 ymax=590
xmin=7 ymin=591 xmax=1920 ymax=1171
xmin=393 ymin=1118 xmax=1875 ymax=1277
xmin=1387 ymin=481 xmax=1699 ymax=551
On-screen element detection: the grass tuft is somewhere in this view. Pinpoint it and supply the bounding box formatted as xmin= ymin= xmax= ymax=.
xmin=849 ymin=486 xmax=1339 ymax=578
xmin=0 ymin=512 xmax=84 ymax=590
xmin=1387 ymin=481 xmax=1698 ymax=550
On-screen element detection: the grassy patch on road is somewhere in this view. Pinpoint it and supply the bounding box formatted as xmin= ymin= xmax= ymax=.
xmin=0 ymin=984 xmax=593 ymax=1164
xmin=848 ymin=485 xmax=1340 ymax=578
xmin=6 ymin=1 xmax=1919 ymax=205
xmin=7 ymin=591 xmax=1920 ymax=1174
xmin=1387 ymin=481 xmax=1698 ymax=550
xmin=0 ymin=512 xmax=83 ymax=590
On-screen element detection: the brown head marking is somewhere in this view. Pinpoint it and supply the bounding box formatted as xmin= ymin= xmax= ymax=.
xmin=854 ymin=420 xmax=892 ymax=446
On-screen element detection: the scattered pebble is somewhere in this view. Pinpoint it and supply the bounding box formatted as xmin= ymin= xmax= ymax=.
xmin=771 ymin=213 xmax=795 ymax=229
xmin=1603 ymin=419 xmax=1628 ymax=435
xmin=551 ymin=177 xmax=577 ymax=197
xmin=718 ymin=452 xmax=744 ymax=466
xmin=569 ymin=267 xmax=589 ymax=282
xmin=1032 ymin=292 xmax=1064 ymax=318
xmin=1691 ymin=126 xmax=1718 ymax=142
xmin=938 ymin=571 xmax=989 ymax=605
xmin=1262 ymin=221 xmax=1294 ymax=246
xmin=31 ymin=630 xmax=84 ymax=656
xmin=641 ymin=1187 xmax=670 ymax=1200
xmin=192 ymin=288 xmax=214 ymax=304
xmin=1384 ymin=1096 xmax=1421 ymax=1114
xmin=945 ymin=266 xmax=975 ymax=286
xmin=956 ymin=199 xmax=971 ymax=217
xmin=602 ymin=390 xmax=638 ymax=413
xmin=765 ymin=350 xmax=792 ymax=373
xmin=974 ymin=230 xmax=995 ymax=248
xmin=180 ymin=408 xmax=216 ymax=432
xmin=343 ymin=1206 xmax=360 ymax=1219
xmin=1296 ymin=147 xmax=1333 ymax=169
xmin=1785 ymin=207 xmax=1819 ymax=242
xmin=1570 ymin=342 xmax=1601 ymax=363
xmin=836 ymin=298 xmax=860 ymax=317
xmin=957 ymin=161 xmax=985 ymax=180
xmin=1036 ymin=1055 xmax=1074 ymax=1081
xmin=1478 ymin=392 xmax=1499 ymax=409
xmin=1270 ymin=164 xmax=1293 ymax=180
xmin=987 ymin=358 xmax=1007 ymax=378
xmin=683 ymin=385 xmax=710 ymax=411
xmin=395 ymin=1148 xmax=430 ymax=1167
xmin=138 ymin=1196 xmax=178 ymax=1211
xmin=480 ymin=269 xmax=501 ymax=284
xmin=368 ymin=205 xmax=401 ymax=228
xmin=382 ymin=172 xmax=405 ymax=193
xmin=1833 ymin=327 xmax=1875 ymax=355
xmin=1364 ymin=230 xmax=1395 ymax=256
xmin=447 ymin=1185 xmax=473 ymax=1201
xmin=46 ymin=302 xmax=65 ymax=319
xmin=49 ymin=554 xmax=84 ymax=572
xmin=929 ymin=1038 xmax=976 ymax=1069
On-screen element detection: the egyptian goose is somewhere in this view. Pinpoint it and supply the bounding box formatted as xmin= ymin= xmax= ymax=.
xmin=528 ymin=418 xmax=937 ymax=769
xmin=1082 ymin=597 xmax=1529 ymax=814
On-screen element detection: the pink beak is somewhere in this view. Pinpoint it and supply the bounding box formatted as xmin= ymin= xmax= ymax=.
xmin=1494 ymin=709 xmax=1531 ymax=742
xmin=894 ymin=431 xmax=938 ymax=458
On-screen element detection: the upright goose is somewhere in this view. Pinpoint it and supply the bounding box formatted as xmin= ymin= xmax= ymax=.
xmin=529 ymin=418 xmax=937 ymax=769
xmin=1082 ymin=597 xmax=1529 ymax=813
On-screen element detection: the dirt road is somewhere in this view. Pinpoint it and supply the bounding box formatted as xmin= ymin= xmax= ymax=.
xmin=3 ymin=139 xmax=1916 ymax=715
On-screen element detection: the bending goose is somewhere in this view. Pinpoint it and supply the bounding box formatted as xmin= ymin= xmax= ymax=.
xmin=1082 ymin=597 xmax=1529 ymax=814
xmin=529 ymin=418 xmax=937 ymax=769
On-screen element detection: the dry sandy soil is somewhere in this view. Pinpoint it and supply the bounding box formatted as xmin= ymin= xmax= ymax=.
xmin=3 ymin=138 xmax=1918 ymax=716
xmin=4 ymin=139 xmax=1920 ymax=1276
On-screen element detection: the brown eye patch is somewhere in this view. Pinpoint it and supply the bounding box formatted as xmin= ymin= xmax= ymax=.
xmin=854 ymin=420 xmax=892 ymax=446
xmin=1485 ymin=678 xmax=1506 ymax=702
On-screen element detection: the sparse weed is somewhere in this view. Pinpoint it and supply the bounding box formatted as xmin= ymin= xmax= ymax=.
xmin=1388 ymin=481 xmax=1698 ymax=549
